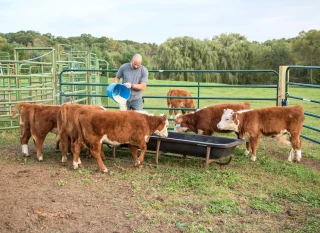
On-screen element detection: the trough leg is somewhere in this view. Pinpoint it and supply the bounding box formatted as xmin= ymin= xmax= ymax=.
xmin=112 ymin=146 xmax=116 ymax=158
xmin=203 ymin=146 xmax=211 ymax=170
xmin=155 ymin=139 xmax=161 ymax=165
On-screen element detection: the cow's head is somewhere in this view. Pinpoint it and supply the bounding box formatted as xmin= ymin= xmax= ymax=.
xmin=217 ymin=109 xmax=238 ymax=131
xmin=154 ymin=114 xmax=169 ymax=138
xmin=173 ymin=113 xmax=189 ymax=133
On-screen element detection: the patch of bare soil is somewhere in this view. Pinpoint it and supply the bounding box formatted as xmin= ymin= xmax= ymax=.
xmin=0 ymin=143 xmax=179 ymax=233
xmin=0 ymin=161 xmax=141 ymax=233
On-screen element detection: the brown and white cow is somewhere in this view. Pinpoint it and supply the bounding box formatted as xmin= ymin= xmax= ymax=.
xmin=56 ymin=104 xmax=107 ymax=163
xmin=167 ymin=89 xmax=195 ymax=118
xmin=73 ymin=109 xmax=169 ymax=173
xmin=217 ymin=105 xmax=304 ymax=162
xmin=11 ymin=102 xmax=61 ymax=161
xmin=174 ymin=102 xmax=251 ymax=135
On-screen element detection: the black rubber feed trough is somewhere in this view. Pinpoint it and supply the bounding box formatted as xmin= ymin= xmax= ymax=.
xmin=146 ymin=132 xmax=244 ymax=169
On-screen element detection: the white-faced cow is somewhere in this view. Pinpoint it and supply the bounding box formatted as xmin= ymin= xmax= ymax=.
xmin=174 ymin=102 xmax=251 ymax=135
xmin=167 ymin=89 xmax=195 ymax=118
xmin=73 ymin=109 xmax=169 ymax=173
xmin=217 ymin=105 xmax=304 ymax=162
xmin=11 ymin=102 xmax=60 ymax=161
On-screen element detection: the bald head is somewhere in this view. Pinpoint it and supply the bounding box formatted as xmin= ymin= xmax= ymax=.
xmin=131 ymin=54 xmax=142 ymax=69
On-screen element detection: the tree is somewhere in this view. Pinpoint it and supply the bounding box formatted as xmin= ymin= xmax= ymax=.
xmin=291 ymin=29 xmax=320 ymax=84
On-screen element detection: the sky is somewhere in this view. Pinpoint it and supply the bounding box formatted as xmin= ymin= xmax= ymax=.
xmin=1 ymin=0 xmax=320 ymax=44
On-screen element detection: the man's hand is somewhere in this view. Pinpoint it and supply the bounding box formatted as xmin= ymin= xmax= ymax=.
xmin=124 ymin=82 xmax=132 ymax=88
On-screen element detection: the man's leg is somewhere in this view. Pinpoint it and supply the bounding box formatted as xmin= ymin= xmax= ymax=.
xmin=128 ymin=98 xmax=143 ymax=110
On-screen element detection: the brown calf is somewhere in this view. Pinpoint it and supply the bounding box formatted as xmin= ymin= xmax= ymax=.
xmin=167 ymin=89 xmax=195 ymax=118
xmin=73 ymin=109 xmax=168 ymax=173
xmin=174 ymin=102 xmax=251 ymax=135
xmin=56 ymin=104 xmax=107 ymax=163
xmin=12 ymin=102 xmax=60 ymax=161
xmin=217 ymin=105 xmax=304 ymax=162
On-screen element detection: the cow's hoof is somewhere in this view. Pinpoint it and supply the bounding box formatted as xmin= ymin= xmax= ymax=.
xmin=73 ymin=161 xmax=79 ymax=170
xmin=38 ymin=156 xmax=43 ymax=161
xmin=61 ymin=156 xmax=67 ymax=163
xmin=102 ymin=169 xmax=109 ymax=173
xmin=244 ymin=149 xmax=250 ymax=156
xmin=250 ymin=155 xmax=256 ymax=162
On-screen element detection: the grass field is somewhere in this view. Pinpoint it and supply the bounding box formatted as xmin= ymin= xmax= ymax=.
xmin=1 ymin=79 xmax=320 ymax=232
xmin=105 ymin=78 xmax=320 ymax=143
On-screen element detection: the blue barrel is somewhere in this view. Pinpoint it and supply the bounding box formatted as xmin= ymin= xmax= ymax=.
xmin=106 ymin=83 xmax=131 ymax=103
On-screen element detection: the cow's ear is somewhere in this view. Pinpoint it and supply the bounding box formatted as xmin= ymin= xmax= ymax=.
xmin=223 ymin=109 xmax=227 ymax=113
xmin=232 ymin=112 xmax=236 ymax=120
xmin=162 ymin=114 xmax=167 ymax=119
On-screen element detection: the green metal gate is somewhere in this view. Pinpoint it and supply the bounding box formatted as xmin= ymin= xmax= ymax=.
xmin=285 ymin=66 xmax=320 ymax=144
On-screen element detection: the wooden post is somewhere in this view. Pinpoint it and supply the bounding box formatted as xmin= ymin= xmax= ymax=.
xmin=277 ymin=66 xmax=290 ymax=144
xmin=278 ymin=66 xmax=289 ymax=106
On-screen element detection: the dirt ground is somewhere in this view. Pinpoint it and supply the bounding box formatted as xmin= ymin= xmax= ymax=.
xmin=1 ymin=136 xmax=320 ymax=233
xmin=0 ymin=145 xmax=172 ymax=233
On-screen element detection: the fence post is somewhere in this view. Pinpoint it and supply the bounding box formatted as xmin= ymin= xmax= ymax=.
xmin=278 ymin=66 xmax=290 ymax=143
xmin=278 ymin=66 xmax=288 ymax=106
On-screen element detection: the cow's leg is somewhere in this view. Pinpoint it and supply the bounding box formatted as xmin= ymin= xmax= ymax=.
xmin=244 ymin=142 xmax=251 ymax=156
xmin=55 ymin=135 xmax=60 ymax=152
xmin=137 ymin=144 xmax=147 ymax=165
xmin=20 ymin=133 xmax=31 ymax=157
xmin=33 ymin=136 xmax=45 ymax=161
xmin=287 ymin=148 xmax=295 ymax=162
xmin=128 ymin=145 xmax=140 ymax=166
xmin=169 ymin=109 xmax=173 ymax=119
xmin=73 ymin=139 xmax=82 ymax=169
xmin=100 ymin=144 xmax=106 ymax=160
xmin=59 ymin=134 xmax=69 ymax=163
xmin=250 ymin=138 xmax=259 ymax=162
xmin=290 ymin=135 xmax=302 ymax=162
xmin=90 ymin=142 xmax=108 ymax=173
xmin=85 ymin=148 xmax=92 ymax=158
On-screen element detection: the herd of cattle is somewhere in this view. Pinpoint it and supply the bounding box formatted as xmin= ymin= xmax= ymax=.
xmin=10 ymin=88 xmax=305 ymax=173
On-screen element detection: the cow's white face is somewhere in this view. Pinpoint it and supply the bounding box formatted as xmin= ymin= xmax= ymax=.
xmin=154 ymin=119 xmax=169 ymax=137
xmin=174 ymin=114 xmax=189 ymax=132
xmin=154 ymin=119 xmax=169 ymax=138
xmin=217 ymin=109 xmax=238 ymax=131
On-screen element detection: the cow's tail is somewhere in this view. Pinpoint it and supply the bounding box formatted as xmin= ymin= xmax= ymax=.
xmin=56 ymin=109 xmax=62 ymax=142
xmin=56 ymin=107 xmax=67 ymax=142
xmin=11 ymin=102 xmax=30 ymax=119
xmin=74 ymin=109 xmax=86 ymax=147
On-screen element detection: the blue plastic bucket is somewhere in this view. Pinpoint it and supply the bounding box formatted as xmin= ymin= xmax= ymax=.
xmin=106 ymin=83 xmax=131 ymax=103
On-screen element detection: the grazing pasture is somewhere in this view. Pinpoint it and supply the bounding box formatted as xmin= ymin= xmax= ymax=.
xmin=0 ymin=79 xmax=319 ymax=232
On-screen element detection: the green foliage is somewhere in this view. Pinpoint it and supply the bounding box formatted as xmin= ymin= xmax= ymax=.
xmin=1 ymin=29 xmax=320 ymax=84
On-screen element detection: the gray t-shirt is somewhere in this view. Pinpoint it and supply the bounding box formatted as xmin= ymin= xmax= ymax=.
xmin=116 ymin=63 xmax=148 ymax=101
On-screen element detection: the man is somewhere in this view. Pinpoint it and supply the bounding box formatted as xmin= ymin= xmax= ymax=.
xmin=114 ymin=54 xmax=148 ymax=110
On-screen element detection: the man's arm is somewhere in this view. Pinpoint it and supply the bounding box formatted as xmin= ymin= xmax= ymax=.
xmin=129 ymin=82 xmax=147 ymax=91
xmin=114 ymin=77 xmax=120 ymax=83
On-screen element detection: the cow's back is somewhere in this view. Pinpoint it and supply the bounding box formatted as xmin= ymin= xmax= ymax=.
xmin=238 ymin=105 xmax=304 ymax=136
xmin=167 ymin=89 xmax=195 ymax=114
xmin=76 ymin=110 xmax=164 ymax=144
